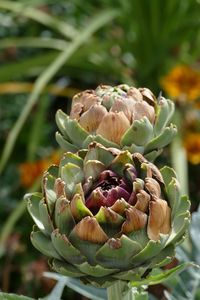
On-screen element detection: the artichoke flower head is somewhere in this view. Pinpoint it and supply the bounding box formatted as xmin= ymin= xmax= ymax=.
xmin=26 ymin=143 xmax=190 ymax=287
xmin=56 ymin=84 xmax=177 ymax=161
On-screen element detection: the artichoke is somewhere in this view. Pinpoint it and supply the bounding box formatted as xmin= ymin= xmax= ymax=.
xmin=56 ymin=84 xmax=176 ymax=161
xmin=26 ymin=143 xmax=190 ymax=287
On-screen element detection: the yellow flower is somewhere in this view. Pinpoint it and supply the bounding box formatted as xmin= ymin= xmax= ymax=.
xmin=160 ymin=65 xmax=200 ymax=101
xmin=183 ymin=132 xmax=200 ymax=164
xmin=19 ymin=151 xmax=60 ymax=188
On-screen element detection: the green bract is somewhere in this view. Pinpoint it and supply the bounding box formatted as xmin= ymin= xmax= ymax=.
xmin=56 ymin=84 xmax=176 ymax=161
xmin=26 ymin=143 xmax=190 ymax=287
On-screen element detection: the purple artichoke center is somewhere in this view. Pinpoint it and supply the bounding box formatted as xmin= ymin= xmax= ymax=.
xmin=85 ymin=170 xmax=134 ymax=214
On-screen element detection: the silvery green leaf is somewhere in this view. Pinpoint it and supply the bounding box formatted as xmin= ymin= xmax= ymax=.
xmin=164 ymin=204 xmax=200 ymax=300
xmin=41 ymin=277 xmax=66 ymax=300
xmin=43 ymin=272 xmax=107 ymax=300
xmin=131 ymin=263 xmax=192 ymax=287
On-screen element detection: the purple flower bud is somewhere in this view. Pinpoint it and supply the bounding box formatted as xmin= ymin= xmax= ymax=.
xmin=85 ymin=170 xmax=132 ymax=213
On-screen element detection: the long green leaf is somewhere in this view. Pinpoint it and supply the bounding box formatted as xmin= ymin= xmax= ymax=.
xmin=44 ymin=272 xmax=107 ymax=300
xmin=131 ymin=263 xmax=193 ymax=287
xmin=0 ymin=9 xmax=119 ymax=174
xmin=0 ymin=37 xmax=68 ymax=51
xmin=27 ymin=95 xmax=50 ymax=161
xmin=0 ymin=0 xmax=77 ymax=39
xmin=0 ymin=293 xmax=35 ymax=300
xmin=0 ymin=180 xmax=40 ymax=257
xmin=42 ymin=277 xmax=66 ymax=300
xmin=0 ymin=40 xmax=122 ymax=82
xmin=0 ymin=52 xmax=57 ymax=82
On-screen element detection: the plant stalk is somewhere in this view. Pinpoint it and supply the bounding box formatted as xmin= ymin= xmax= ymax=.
xmin=107 ymin=281 xmax=133 ymax=300
xmin=170 ymin=136 xmax=189 ymax=196
xmin=170 ymin=107 xmax=189 ymax=196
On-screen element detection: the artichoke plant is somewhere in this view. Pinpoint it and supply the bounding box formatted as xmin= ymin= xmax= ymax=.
xmin=56 ymin=84 xmax=176 ymax=161
xmin=26 ymin=143 xmax=190 ymax=287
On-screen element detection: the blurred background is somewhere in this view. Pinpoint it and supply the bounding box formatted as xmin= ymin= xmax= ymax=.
xmin=0 ymin=1 xmax=200 ymax=299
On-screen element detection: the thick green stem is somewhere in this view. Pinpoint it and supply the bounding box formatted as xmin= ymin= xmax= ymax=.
xmin=170 ymin=108 xmax=189 ymax=196
xmin=170 ymin=136 xmax=189 ymax=196
xmin=107 ymin=281 xmax=133 ymax=300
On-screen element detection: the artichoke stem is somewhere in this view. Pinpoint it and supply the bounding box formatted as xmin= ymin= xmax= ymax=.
xmin=107 ymin=281 xmax=134 ymax=300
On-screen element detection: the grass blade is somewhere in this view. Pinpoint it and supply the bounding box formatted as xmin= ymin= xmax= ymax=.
xmin=0 ymin=37 xmax=68 ymax=51
xmin=0 ymin=180 xmax=40 ymax=257
xmin=0 ymin=82 xmax=79 ymax=97
xmin=0 ymin=0 xmax=78 ymax=39
xmin=0 ymin=9 xmax=119 ymax=174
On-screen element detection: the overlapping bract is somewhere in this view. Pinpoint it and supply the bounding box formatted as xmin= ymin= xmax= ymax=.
xmin=26 ymin=143 xmax=190 ymax=287
xmin=56 ymin=84 xmax=176 ymax=161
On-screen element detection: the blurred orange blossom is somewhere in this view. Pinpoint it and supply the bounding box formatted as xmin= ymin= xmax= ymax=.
xmin=183 ymin=132 xmax=200 ymax=165
xmin=160 ymin=65 xmax=200 ymax=102
xmin=19 ymin=151 xmax=60 ymax=188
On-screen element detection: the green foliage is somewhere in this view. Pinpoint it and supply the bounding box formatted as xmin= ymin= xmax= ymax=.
xmin=163 ymin=205 xmax=200 ymax=300
xmin=43 ymin=272 xmax=107 ymax=300
xmin=0 ymin=294 xmax=35 ymax=300
xmin=0 ymin=0 xmax=199 ymax=299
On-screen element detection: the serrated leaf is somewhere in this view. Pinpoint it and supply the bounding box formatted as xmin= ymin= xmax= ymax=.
xmin=130 ymin=238 xmax=167 ymax=266
xmin=131 ymin=262 xmax=192 ymax=287
xmin=190 ymin=205 xmax=200 ymax=261
xmin=166 ymin=212 xmax=190 ymax=246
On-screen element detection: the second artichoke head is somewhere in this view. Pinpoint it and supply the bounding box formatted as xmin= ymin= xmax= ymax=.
xmin=56 ymin=84 xmax=176 ymax=161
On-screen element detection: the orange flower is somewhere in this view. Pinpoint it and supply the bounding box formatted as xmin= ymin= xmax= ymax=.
xmin=160 ymin=65 xmax=200 ymax=101
xmin=183 ymin=132 xmax=200 ymax=164
xmin=19 ymin=151 xmax=60 ymax=188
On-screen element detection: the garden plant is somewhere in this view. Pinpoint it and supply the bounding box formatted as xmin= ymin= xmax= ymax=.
xmin=0 ymin=1 xmax=200 ymax=300
xmin=26 ymin=84 xmax=190 ymax=299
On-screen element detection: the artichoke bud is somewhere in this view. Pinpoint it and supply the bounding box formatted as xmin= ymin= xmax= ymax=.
xmin=26 ymin=143 xmax=190 ymax=287
xmin=56 ymin=84 xmax=176 ymax=160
